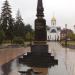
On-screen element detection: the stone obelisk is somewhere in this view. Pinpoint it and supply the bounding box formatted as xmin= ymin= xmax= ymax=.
xmin=31 ymin=0 xmax=48 ymax=54
xmin=35 ymin=0 xmax=46 ymax=43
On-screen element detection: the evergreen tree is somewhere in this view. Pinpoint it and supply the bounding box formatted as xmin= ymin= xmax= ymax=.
xmin=0 ymin=16 xmax=1 ymax=30
xmin=25 ymin=24 xmax=33 ymax=41
xmin=1 ymin=0 xmax=14 ymax=41
xmin=14 ymin=10 xmax=25 ymax=38
xmin=25 ymin=24 xmax=32 ymax=33
xmin=0 ymin=15 xmax=5 ymax=44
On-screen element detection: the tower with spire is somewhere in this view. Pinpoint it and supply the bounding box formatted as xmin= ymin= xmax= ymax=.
xmin=51 ymin=16 xmax=56 ymax=26
xmin=47 ymin=15 xmax=61 ymax=41
xmin=35 ymin=0 xmax=46 ymax=43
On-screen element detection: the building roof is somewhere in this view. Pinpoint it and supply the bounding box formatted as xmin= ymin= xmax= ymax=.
xmin=57 ymin=27 xmax=61 ymax=31
xmin=61 ymin=28 xmax=73 ymax=34
xmin=46 ymin=25 xmax=61 ymax=31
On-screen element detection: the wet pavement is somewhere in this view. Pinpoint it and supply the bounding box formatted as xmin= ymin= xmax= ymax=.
xmin=0 ymin=42 xmax=75 ymax=75
xmin=0 ymin=47 xmax=30 ymax=65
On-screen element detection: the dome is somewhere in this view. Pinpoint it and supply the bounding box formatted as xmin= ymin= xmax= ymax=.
xmin=51 ymin=16 xmax=56 ymax=21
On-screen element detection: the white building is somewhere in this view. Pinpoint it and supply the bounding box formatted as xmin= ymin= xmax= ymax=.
xmin=47 ymin=16 xmax=61 ymax=41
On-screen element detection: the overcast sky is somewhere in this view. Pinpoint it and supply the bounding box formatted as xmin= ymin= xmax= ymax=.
xmin=0 ymin=0 xmax=75 ymax=30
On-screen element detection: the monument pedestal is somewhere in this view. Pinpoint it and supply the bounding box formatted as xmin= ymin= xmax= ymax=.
xmin=31 ymin=44 xmax=48 ymax=54
xmin=19 ymin=44 xmax=58 ymax=67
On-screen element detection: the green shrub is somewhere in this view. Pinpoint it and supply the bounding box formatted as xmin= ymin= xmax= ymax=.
xmin=13 ymin=37 xmax=24 ymax=45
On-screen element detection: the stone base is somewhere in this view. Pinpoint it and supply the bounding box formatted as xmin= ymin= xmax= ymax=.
xmin=19 ymin=44 xmax=58 ymax=67
xmin=31 ymin=45 xmax=48 ymax=54
xmin=19 ymin=52 xmax=58 ymax=67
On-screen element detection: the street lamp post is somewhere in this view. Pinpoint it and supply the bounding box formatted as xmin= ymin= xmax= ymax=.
xmin=74 ymin=25 xmax=75 ymax=33
xmin=65 ymin=24 xmax=68 ymax=70
xmin=65 ymin=24 xmax=67 ymax=47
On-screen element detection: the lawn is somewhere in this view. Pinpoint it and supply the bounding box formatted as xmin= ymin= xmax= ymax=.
xmin=60 ymin=41 xmax=75 ymax=46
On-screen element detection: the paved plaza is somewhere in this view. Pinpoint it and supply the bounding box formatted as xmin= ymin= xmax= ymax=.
xmin=0 ymin=42 xmax=75 ymax=75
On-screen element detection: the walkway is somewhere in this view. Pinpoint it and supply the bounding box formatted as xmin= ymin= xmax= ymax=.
xmin=0 ymin=42 xmax=75 ymax=75
xmin=0 ymin=46 xmax=30 ymax=66
xmin=48 ymin=42 xmax=75 ymax=75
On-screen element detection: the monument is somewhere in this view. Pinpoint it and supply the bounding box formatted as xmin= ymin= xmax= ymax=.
xmin=35 ymin=0 xmax=46 ymax=42
xmin=31 ymin=0 xmax=48 ymax=54
xmin=19 ymin=0 xmax=58 ymax=67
